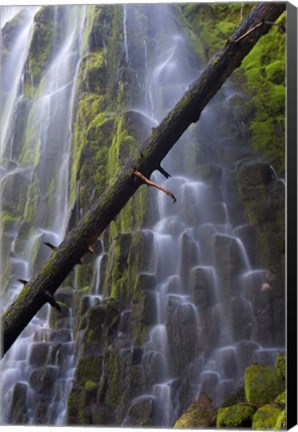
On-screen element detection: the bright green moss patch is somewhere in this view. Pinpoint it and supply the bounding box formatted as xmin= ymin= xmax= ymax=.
xmin=266 ymin=60 xmax=285 ymax=85
xmin=276 ymin=354 xmax=286 ymax=380
xmin=275 ymin=391 xmax=286 ymax=406
xmin=84 ymin=380 xmax=97 ymax=391
xmin=275 ymin=408 xmax=286 ymax=429
xmin=252 ymin=403 xmax=283 ymax=430
xmin=174 ymin=392 xmax=215 ymax=428
xmin=26 ymin=6 xmax=56 ymax=86
xmin=216 ymin=404 xmax=256 ymax=428
xmin=245 ymin=364 xmax=285 ymax=406
xmin=75 ymin=355 xmax=103 ymax=385
xmin=240 ymin=13 xmax=286 ymax=176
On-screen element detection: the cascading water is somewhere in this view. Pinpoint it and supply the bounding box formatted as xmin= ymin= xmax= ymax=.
xmin=1 ymin=4 xmax=285 ymax=427
xmin=1 ymin=7 xmax=37 ymax=158
xmin=124 ymin=3 xmax=285 ymax=425
xmin=0 ymin=6 xmax=86 ymax=424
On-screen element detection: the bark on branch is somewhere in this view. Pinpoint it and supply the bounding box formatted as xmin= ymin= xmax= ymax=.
xmin=1 ymin=2 xmax=286 ymax=356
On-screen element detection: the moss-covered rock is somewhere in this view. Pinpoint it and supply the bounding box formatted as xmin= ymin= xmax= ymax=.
xmin=91 ymin=403 xmax=116 ymax=425
xmin=1 ymin=170 xmax=31 ymax=216
xmin=25 ymin=6 xmax=56 ymax=88
xmin=123 ymin=396 xmax=155 ymax=426
xmin=276 ymin=353 xmax=286 ymax=380
xmin=216 ymin=404 xmax=256 ymax=428
xmin=274 ymin=407 xmax=286 ymax=429
xmin=252 ymin=403 xmax=284 ymax=430
xmin=75 ymin=355 xmax=103 ymax=386
xmin=29 ymin=366 xmax=57 ymax=394
xmin=174 ymin=392 xmax=215 ymax=428
xmin=1 ymin=9 xmax=31 ymax=57
xmin=8 ymin=382 xmax=29 ymax=424
xmin=67 ymin=386 xmax=96 ymax=425
xmin=245 ymin=364 xmax=285 ymax=406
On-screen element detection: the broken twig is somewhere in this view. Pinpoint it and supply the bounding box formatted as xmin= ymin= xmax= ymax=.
xmin=231 ymin=21 xmax=263 ymax=43
xmin=133 ymin=170 xmax=177 ymax=203
xmin=18 ymin=279 xmax=29 ymax=285
xmin=45 ymin=291 xmax=61 ymax=312
xmin=157 ymin=165 xmax=172 ymax=179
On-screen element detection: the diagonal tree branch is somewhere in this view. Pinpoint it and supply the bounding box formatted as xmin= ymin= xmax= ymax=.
xmin=1 ymin=2 xmax=286 ymax=356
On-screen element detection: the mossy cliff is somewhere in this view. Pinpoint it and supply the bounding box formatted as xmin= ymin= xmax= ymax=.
xmin=1 ymin=3 xmax=286 ymax=427
xmin=65 ymin=6 xmax=161 ymax=424
xmin=180 ymin=3 xmax=286 ymax=176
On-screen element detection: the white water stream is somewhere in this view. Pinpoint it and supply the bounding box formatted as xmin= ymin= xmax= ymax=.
xmin=0 ymin=6 xmax=86 ymax=424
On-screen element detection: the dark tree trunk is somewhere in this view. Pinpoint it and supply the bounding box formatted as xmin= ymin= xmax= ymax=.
xmin=1 ymin=2 xmax=286 ymax=356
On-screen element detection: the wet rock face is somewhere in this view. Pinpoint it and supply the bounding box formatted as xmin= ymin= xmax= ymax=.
xmin=179 ymin=232 xmax=199 ymax=289
xmin=29 ymin=366 xmax=57 ymax=394
xmin=123 ymin=396 xmax=155 ymax=426
xmin=8 ymin=382 xmax=29 ymax=424
xmin=66 ymin=297 xmax=150 ymax=426
xmin=235 ymin=160 xmax=285 ymax=345
xmin=2 ymin=9 xmax=31 ymax=51
xmin=190 ymin=266 xmax=216 ymax=310
xmin=212 ymin=233 xmax=248 ymax=298
xmin=233 ymin=224 xmax=257 ymax=266
xmin=1 ymin=170 xmax=30 ymax=216
xmin=231 ymin=297 xmax=253 ymax=341
xmin=29 ymin=342 xmax=50 ymax=367
xmin=166 ymin=298 xmax=199 ymax=375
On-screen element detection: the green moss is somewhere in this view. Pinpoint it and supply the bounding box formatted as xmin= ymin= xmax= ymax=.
xmin=75 ymin=355 xmax=103 ymax=385
xmin=245 ymin=364 xmax=285 ymax=406
xmin=216 ymin=404 xmax=256 ymax=428
xmin=275 ymin=391 xmax=286 ymax=407
xmin=0 ymin=212 xmax=20 ymax=231
xmin=174 ymin=392 xmax=215 ymax=428
xmin=252 ymin=403 xmax=283 ymax=430
xmin=276 ymin=354 xmax=286 ymax=381
xmin=221 ymin=385 xmax=246 ymax=407
xmin=84 ymin=380 xmax=97 ymax=391
xmin=274 ymin=408 xmax=286 ymax=429
xmin=26 ymin=7 xmax=56 ymax=86
xmin=103 ymin=349 xmax=134 ymax=410
xmin=240 ymin=13 xmax=286 ymax=176
xmin=67 ymin=387 xmax=93 ymax=425
xmin=266 ymin=60 xmax=285 ymax=85
xmin=23 ymin=178 xmax=39 ymax=224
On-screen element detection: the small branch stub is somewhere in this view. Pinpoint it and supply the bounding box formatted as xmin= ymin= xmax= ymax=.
xmin=45 ymin=291 xmax=61 ymax=312
xmin=44 ymin=242 xmax=58 ymax=251
xmin=133 ymin=170 xmax=177 ymax=203
xmin=157 ymin=165 xmax=171 ymax=179
xmin=18 ymin=279 xmax=29 ymax=285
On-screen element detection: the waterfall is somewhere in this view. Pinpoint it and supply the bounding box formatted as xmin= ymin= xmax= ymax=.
xmin=129 ymin=3 xmax=284 ymax=424
xmin=1 ymin=4 xmax=285 ymax=427
xmin=123 ymin=5 xmax=129 ymax=64
xmin=1 ymin=8 xmax=37 ymax=158
xmin=0 ymin=6 xmax=86 ymax=424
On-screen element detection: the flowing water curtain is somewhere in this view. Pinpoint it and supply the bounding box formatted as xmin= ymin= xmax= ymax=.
xmin=123 ymin=3 xmax=285 ymax=424
xmin=1 ymin=3 xmax=285 ymax=427
xmin=0 ymin=5 xmax=87 ymax=424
